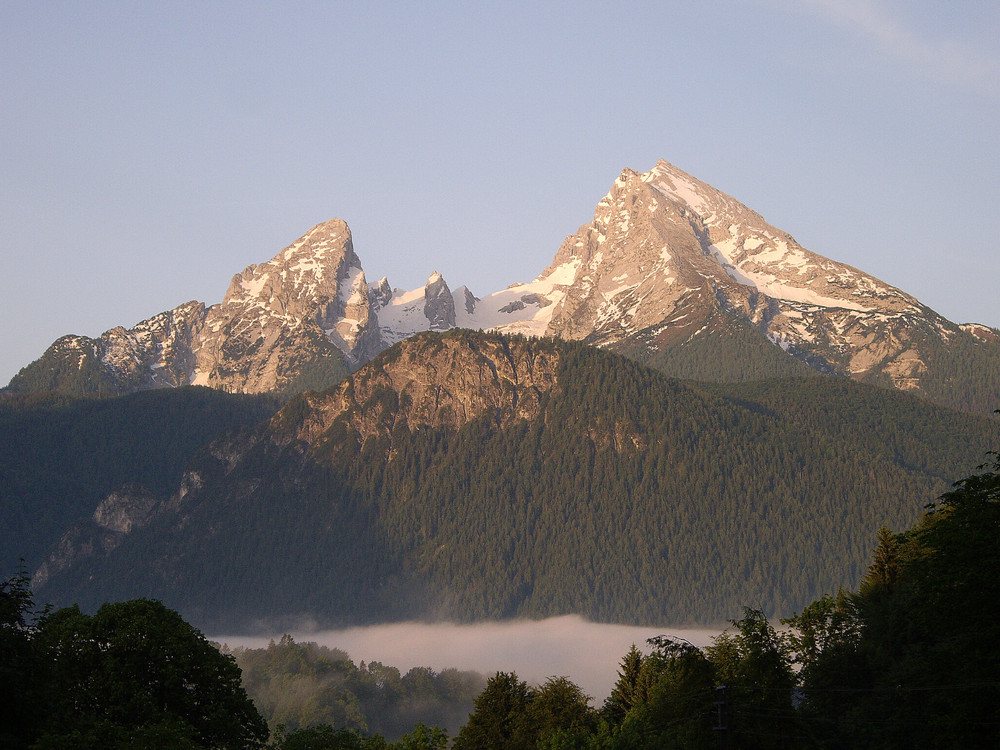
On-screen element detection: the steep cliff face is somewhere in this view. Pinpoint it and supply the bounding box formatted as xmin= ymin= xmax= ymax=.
xmin=192 ymin=218 xmax=371 ymax=392
xmin=271 ymin=330 xmax=561 ymax=450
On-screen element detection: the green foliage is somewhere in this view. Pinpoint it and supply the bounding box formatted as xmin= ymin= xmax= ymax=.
xmin=706 ymin=609 xmax=799 ymax=749
xmin=454 ymin=671 xmax=597 ymax=750
xmin=0 ymin=592 xmax=269 ymax=749
xmin=33 ymin=599 xmax=269 ymax=749
xmin=782 ymin=449 xmax=1000 ymax=748
xmin=391 ymin=723 xmax=449 ymax=750
xmin=233 ymin=635 xmax=484 ymax=741
xmin=0 ymin=566 xmax=48 ymax=749
xmin=242 ymin=444 xmax=997 ymax=750
xmin=609 ymin=637 xmax=716 ymax=749
xmin=527 ymin=677 xmax=597 ymax=747
xmin=453 ymin=672 xmax=533 ymax=750
xmin=603 ymin=644 xmax=644 ymax=724
xmin=271 ymin=724 xmax=389 ymax=750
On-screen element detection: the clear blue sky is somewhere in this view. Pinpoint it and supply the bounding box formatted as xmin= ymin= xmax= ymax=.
xmin=2 ymin=1 xmax=998 ymax=384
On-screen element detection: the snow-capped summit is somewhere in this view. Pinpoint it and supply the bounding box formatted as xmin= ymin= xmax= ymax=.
xmin=379 ymin=159 xmax=998 ymax=408
xmin=191 ymin=218 xmax=382 ymax=390
xmin=9 ymin=161 xmax=999 ymax=412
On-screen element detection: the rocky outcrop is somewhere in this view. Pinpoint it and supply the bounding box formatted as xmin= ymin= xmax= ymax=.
xmin=32 ymin=484 xmax=161 ymax=588
xmin=369 ymin=276 xmax=393 ymax=310
xmin=272 ymin=331 xmax=561 ymax=450
xmin=423 ymin=272 xmax=456 ymax=330
xmin=455 ymin=286 xmax=478 ymax=315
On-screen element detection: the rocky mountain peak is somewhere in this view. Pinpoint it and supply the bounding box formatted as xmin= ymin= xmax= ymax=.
xmin=454 ymin=285 xmax=478 ymax=315
xmin=10 ymin=162 xmax=999 ymax=414
xmin=456 ymin=160 xmax=995 ymax=410
xmin=218 ymin=218 xmax=359 ymax=318
xmin=423 ymin=272 xmax=456 ymax=330
xmin=189 ymin=218 xmax=383 ymax=390
xmin=369 ymin=276 xmax=393 ymax=310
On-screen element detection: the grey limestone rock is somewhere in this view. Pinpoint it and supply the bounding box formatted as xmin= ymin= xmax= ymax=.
xmin=423 ymin=271 xmax=456 ymax=330
xmin=33 ymin=484 xmax=161 ymax=588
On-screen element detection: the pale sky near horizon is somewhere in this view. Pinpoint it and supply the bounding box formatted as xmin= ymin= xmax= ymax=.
xmin=2 ymin=1 xmax=998 ymax=384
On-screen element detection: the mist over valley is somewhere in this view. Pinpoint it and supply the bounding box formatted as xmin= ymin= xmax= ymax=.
xmin=214 ymin=615 xmax=723 ymax=703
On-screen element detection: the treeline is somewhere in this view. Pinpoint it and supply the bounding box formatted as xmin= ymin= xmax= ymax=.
xmin=623 ymin=307 xmax=1000 ymax=416
xmin=4 ymin=337 xmax=129 ymax=397
xmin=876 ymin=323 xmax=1000 ymax=416
xmin=629 ymin=309 xmax=821 ymax=383
xmin=231 ymin=636 xmax=485 ymax=740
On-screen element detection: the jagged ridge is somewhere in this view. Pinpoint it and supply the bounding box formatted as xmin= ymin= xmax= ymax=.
xmin=8 ymin=162 xmax=999 ymax=413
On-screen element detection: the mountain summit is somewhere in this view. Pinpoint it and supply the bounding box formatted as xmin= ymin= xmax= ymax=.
xmin=8 ymin=161 xmax=999 ymax=412
xmin=476 ymin=160 xmax=974 ymax=394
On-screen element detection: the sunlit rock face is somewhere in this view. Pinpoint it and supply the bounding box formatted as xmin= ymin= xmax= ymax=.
xmin=269 ymin=330 xmax=562 ymax=450
xmin=10 ymin=161 xmax=998 ymax=408
xmin=32 ymin=483 xmax=161 ymax=588
xmin=493 ymin=160 xmax=949 ymax=393
xmin=192 ymin=218 xmax=380 ymax=392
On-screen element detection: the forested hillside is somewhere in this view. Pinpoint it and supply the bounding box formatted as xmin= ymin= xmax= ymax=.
xmin=448 ymin=450 xmax=1000 ymax=749
xmin=8 ymin=448 xmax=995 ymax=749
xmin=31 ymin=331 xmax=1000 ymax=630
xmin=0 ymin=388 xmax=281 ymax=573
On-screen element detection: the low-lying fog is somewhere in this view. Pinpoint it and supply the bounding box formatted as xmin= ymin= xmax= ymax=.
xmin=214 ymin=615 xmax=724 ymax=702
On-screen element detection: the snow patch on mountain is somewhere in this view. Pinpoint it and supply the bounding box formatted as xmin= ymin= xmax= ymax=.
xmin=13 ymin=160 xmax=994 ymax=409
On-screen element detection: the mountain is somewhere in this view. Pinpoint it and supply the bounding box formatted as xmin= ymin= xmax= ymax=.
xmin=28 ymin=330 xmax=1000 ymax=631
xmin=0 ymin=387 xmax=281 ymax=575
xmin=6 ymin=220 xmax=368 ymax=396
xmin=7 ymin=161 xmax=999 ymax=412
xmin=468 ymin=161 xmax=1000 ymax=411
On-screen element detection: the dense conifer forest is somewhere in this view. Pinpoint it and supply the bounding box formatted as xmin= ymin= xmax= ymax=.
xmin=4 ymin=449 xmax=997 ymax=747
xmin=619 ymin=309 xmax=1000 ymax=416
xmin=0 ymin=387 xmax=281 ymax=573
xmin=623 ymin=311 xmax=822 ymax=383
xmin=20 ymin=332 xmax=998 ymax=631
